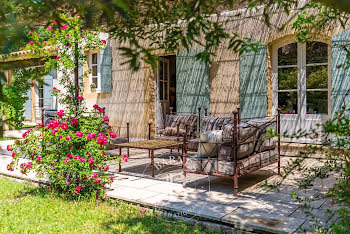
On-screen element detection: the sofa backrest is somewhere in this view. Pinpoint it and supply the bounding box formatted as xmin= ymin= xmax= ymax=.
xmin=163 ymin=114 xmax=197 ymax=136
xmin=200 ymin=116 xmax=233 ymax=132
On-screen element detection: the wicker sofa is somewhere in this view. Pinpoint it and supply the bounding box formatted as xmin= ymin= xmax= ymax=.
xmin=183 ymin=110 xmax=281 ymax=196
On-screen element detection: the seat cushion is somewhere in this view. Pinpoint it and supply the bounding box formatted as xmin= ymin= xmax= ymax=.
xmin=199 ymin=130 xmax=222 ymax=143
xmin=106 ymin=137 xmax=129 ymax=150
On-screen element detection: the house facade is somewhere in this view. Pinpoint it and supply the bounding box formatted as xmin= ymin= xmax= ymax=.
xmin=1 ymin=4 xmax=350 ymax=142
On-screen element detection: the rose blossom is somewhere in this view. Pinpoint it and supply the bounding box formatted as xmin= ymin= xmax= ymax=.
xmin=57 ymin=110 xmax=64 ymax=117
xmin=77 ymin=96 xmax=84 ymax=100
xmin=102 ymin=39 xmax=107 ymax=44
xmin=64 ymin=157 xmax=71 ymax=163
xmin=29 ymin=41 xmax=34 ymax=46
xmin=56 ymin=56 xmax=60 ymax=60
xmin=61 ymin=123 xmax=68 ymax=130
xmin=36 ymin=156 xmax=42 ymax=161
xmin=66 ymin=136 xmax=71 ymax=141
xmin=88 ymin=157 xmax=94 ymax=165
xmin=75 ymin=186 xmax=81 ymax=193
xmin=7 ymin=145 xmax=12 ymax=151
xmin=58 ymin=135 xmax=63 ymax=139
xmin=87 ymin=132 xmax=96 ymax=140
xmin=90 ymin=172 xmax=98 ymax=178
xmin=61 ymin=24 xmax=68 ymax=30
xmin=109 ymin=131 xmax=117 ymax=138
xmin=105 ymin=165 xmax=109 ymax=171
xmin=76 ymin=131 xmax=83 ymax=137
xmin=94 ymin=177 xmax=101 ymax=183
xmin=102 ymin=116 xmax=109 ymax=122
xmin=70 ymin=118 xmax=78 ymax=126
xmin=66 ymin=180 xmax=70 ymax=185
xmin=47 ymin=26 xmax=53 ymax=31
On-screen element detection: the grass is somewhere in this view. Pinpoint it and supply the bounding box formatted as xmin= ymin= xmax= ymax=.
xmin=0 ymin=177 xmax=219 ymax=234
xmin=0 ymin=137 xmax=17 ymax=141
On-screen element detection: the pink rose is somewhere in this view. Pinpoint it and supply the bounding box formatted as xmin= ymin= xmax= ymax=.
xmin=52 ymin=21 xmax=57 ymax=25
xmin=7 ymin=145 xmax=12 ymax=151
xmin=109 ymin=176 xmax=114 ymax=182
xmin=77 ymin=96 xmax=84 ymax=100
xmin=29 ymin=41 xmax=34 ymax=46
xmin=64 ymin=157 xmax=71 ymax=163
xmin=101 ymin=150 xmax=105 ymax=155
xmin=29 ymin=30 xmax=34 ymax=34
xmin=79 ymin=157 xmax=86 ymax=163
xmin=36 ymin=156 xmax=42 ymax=161
xmin=97 ymin=132 xmax=107 ymax=145
xmin=123 ymin=154 xmax=129 ymax=162
xmin=47 ymin=26 xmax=53 ymax=31
xmin=65 ymin=136 xmax=71 ymax=141
xmin=66 ymin=33 xmax=70 ymax=37
xmin=56 ymin=56 xmax=60 ymax=60
xmin=66 ymin=180 xmax=70 ymax=185
xmin=50 ymin=167 xmax=55 ymax=170
xmin=67 ymin=153 xmax=73 ymax=158
xmin=76 ymin=131 xmax=83 ymax=137
xmin=58 ymin=135 xmax=63 ymax=139
xmin=52 ymin=34 xmax=56 ymax=37
xmin=109 ymin=131 xmax=117 ymax=138
xmin=93 ymin=104 xmax=99 ymax=109
xmin=94 ymin=177 xmax=101 ymax=183
xmin=11 ymin=152 xmax=16 ymax=158
xmin=57 ymin=110 xmax=64 ymax=117
xmin=61 ymin=123 xmax=68 ymax=130
xmin=25 ymin=162 xmax=32 ymax=169
xmin=61 ymin=24 xmax=68 ymax=30
xmin=70 ymin=118 xmax=78 ymax=126
xmin=74 ymin=155 xmax=80 ymax=160
xmin=102 ymin=116 xmax=109 ymax=122
xmin=81 ymin=34 xmax=85 ymax=38
xmin=102 ymin=39 xmax=107 ymax=44
xmin=91 ymin=172 xmax=98 ymax=178
xmin=53 ymin=159 xmax=57 ymax=163
xmin=87 ymin=132 xmax=96 ymax=140
xmin=88 ymin=157 xmax=94 ymax=165
xmin=75 ymin=186 xmax=81 ymax=193
xmin=105 ymin=165 xmax=109 ymax=171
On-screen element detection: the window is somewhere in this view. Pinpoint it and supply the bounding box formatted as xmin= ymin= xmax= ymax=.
xmin=158 ymin=59 xmax=169 ymax=101
xmin=38 ymin=81 xmax=44 ymax=108
xmin=89 ymin=52 xmax=100 ymax=90
xmin=276 ymin=41 xmax=329 ymax=115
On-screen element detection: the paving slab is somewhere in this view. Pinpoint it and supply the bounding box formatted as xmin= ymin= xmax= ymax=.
xmin=222 ymin=208 xmax=305 ymax=233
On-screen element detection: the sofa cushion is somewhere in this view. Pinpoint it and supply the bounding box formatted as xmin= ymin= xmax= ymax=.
xmin=199 ymin=130 xmax=222 ymax=143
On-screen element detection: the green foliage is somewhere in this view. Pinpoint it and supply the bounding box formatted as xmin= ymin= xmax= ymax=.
xmin=0 ymin=68 xmax=43 ymax=133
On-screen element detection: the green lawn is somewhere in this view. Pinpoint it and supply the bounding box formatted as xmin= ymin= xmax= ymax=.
xmin=0 ymin=137 xmax=18 ymax=141
xmin=0 ymin=177 xmax=218 ymax=234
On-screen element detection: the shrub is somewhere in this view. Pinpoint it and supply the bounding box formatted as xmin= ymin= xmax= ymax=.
xmin=6 ymin=14 xmax=124 ymax=199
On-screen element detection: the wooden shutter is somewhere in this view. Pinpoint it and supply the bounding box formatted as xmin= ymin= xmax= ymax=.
xmin=331 ymin=30 xmax=350 ymax=117
xmin=239 ymin=44 xmax=268 ymax=119
xmin=100 ymin=40 xmax=112 ymax=93
xmin=176 ymin=49 xmax=210 ymax=115
xmin=43 ymin=75 xmax=53 ymax=109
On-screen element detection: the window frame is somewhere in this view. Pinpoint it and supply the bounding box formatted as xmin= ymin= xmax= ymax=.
xmin=88 ymin=51 xmax=101 ymax=92
xmin=272 ymin=38 xmax=331 ymax=118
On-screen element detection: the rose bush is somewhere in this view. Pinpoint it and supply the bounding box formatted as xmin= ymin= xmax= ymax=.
xmin=6 ymin=14 xmax=124 ymax=199
xmin=7 ymin=102 xmax=122 ymax=198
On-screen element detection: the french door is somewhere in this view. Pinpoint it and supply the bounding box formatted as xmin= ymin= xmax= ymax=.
xmin=272 ymin=40 xmax=331 ymax=143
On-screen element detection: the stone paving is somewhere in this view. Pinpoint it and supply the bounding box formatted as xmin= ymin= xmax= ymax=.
xmin=0 ymin=140 xmax=340 ymax=233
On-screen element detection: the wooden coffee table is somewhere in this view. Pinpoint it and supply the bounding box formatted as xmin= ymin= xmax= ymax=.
xmin=115 ymin=140 xmax=184 ymax=177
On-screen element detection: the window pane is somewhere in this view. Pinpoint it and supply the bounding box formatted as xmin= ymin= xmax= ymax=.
xmin=278 ymin=67 xmax=298 ymax=90
xmin=307 ymin=91 xmax=328 ymax=114
xmin=92 ymin=65 xmax=97 ymax=76
xmin=278 ymin=92 xmax=297 ymax=114
xmin=92 ymin=53 xmax=97 ymax=64
xmin=92 ymin=77 xmax=98 ymax=88
xmin=159 ymin=81 xmax=164 ymax=100
xmin=306 ymin=65 xmax=328 ymax=89
xmin=306 ymin=42 xmax=328 ymax=64
xmin=164 ymin=82 xmax=168 ymax=100
xmin=278 ymin=43 xmax=297 ymax=66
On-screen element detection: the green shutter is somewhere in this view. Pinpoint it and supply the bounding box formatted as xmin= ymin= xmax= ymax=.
xmin=24 ymin=83 xmax=32 ymax=120
xmin=239 ymin=44 xmax=268 ymax=119
xmin=43 ymin=75 xmax=53 ymax=109
xmin=100 ymin=40 xmax=112 ymax=93
xmin=331 ymin=30 xmax=350 ymax=117
xmin=176 ymin=49 xmax=210 ymax=115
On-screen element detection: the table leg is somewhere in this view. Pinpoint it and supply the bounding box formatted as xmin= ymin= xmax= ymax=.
xmin=151 ymin=150 xmax=155 ymax=177
xmin=119 ymin=147 xmax=122 ymax=172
